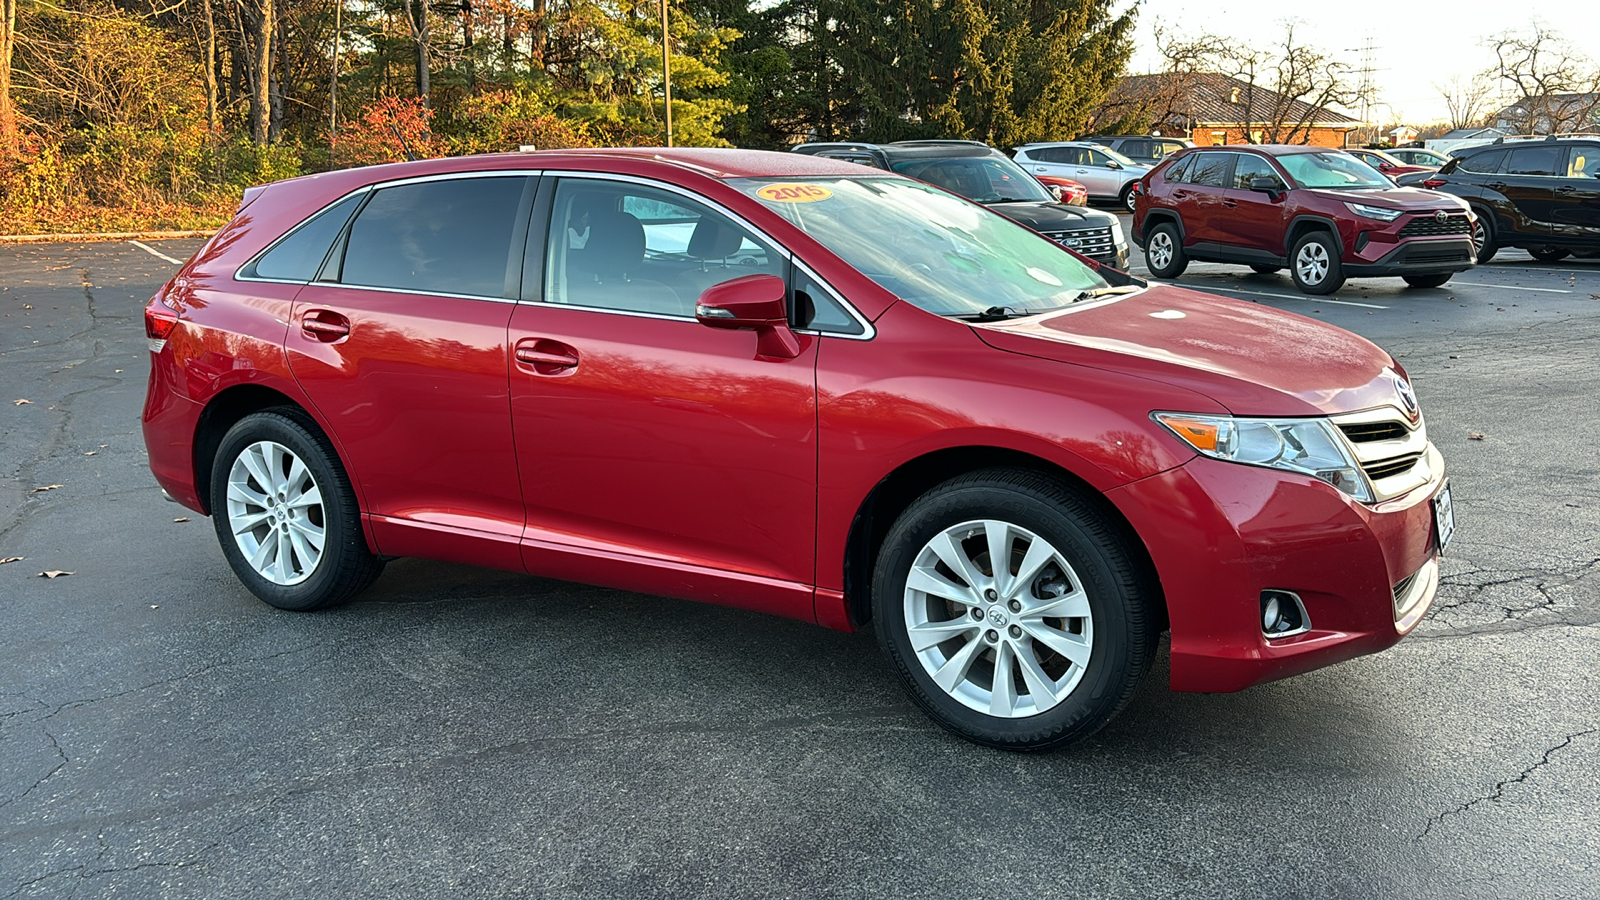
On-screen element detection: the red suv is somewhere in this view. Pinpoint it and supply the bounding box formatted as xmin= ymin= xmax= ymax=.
xmin=1134 ymin=145 xmax=1477 ymax=294
xmin=143 ymin=148 xmax=1451 ymax=750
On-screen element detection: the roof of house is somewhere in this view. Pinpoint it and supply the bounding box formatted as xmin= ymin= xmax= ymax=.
xmin=1112 ymin=73 xmax=1360 ymax=128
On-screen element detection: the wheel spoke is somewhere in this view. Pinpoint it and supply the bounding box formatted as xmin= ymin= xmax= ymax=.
xmin=238 ymin=446 xmax=274 ymax=494
xmin=907 ymin=567 xmax=980 ymax=607
xmin=1006 ymin=539 xmax=1057 ymax=601
xmin=907 ymin=617 xmax=979 ymax=652
xmin=931 ymin=636 xmax=986 ymax=693
xmin=230 ymin=510 xmax=272 ymax=534
xmin=261 ymin=442 xmax=286 ymax=493
xmin=1025 ymin=588 xmax=1090 ymax=621
xmin=1025 ymin=622 xmax=1092 ymax=669
xmin=285 ymin=456 xmax=311 ymax=495
xmin=271 ymin=530 xmax=292 ymax=582
xmin=989 ymin=642 xmax=1018 ymax=716
xmin=290 ymin=519 xmax=325 ymax=552
xmin=287 ymin=484 xmax=322 ymax=511
xmin=983 ymin=520 xmax=1012 ymax=596
xmin=1015 ymin=645 xmax=1061 ymax=706
xmin=927 ymin=531 xmax=983 ymax=591
xmin=246 ymin=531 xmax=275 ymax=572
xmin=227 ymin=481 xmax=270 ymax=509
xmin=286 ymin=526 xmax=318 ymax=575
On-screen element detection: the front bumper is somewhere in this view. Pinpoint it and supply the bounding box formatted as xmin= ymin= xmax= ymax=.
xmin=1108 ymin=455 xmax=1444 ymax=693
xmin=1343 ymin=237 xmax=1475 ymax=277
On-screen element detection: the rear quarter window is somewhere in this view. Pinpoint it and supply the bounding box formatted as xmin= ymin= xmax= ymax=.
xmin=244 ymin=192 xmax=365 ymax=282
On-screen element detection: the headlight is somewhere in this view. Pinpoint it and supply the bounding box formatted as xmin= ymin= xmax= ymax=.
xmin=1345 ymin=202 xmax=1402 ymax=222
xmin=1110 ymin=217 xmax=1126 ymax=246
xmin=1154 ymin=413 xmax=1373 ymax=502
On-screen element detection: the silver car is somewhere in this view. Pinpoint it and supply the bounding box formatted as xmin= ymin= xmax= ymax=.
xmin=1012 ymin=142 xmax=1152 ymax=212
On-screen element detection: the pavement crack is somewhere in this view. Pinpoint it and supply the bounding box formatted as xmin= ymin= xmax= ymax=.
xmin=0 ymin=726 xmax=69 ymax=814
xmin=1415 ymin=728 xmax=1598 ymax=842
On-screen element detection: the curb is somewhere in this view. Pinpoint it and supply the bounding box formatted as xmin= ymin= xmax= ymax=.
xmin=0 ymin=230 xmax=216 ymax=245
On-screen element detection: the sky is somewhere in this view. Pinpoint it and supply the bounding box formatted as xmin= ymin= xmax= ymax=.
xmin=1122 ymin=0 xmax=1600 ymax=125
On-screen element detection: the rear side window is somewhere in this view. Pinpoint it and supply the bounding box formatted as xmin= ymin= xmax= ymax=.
xmin=1161 ymin=154 xmax=1196 ymax=183
xmin=1188 ymin=153 xmax=1232 ymax=187
xmin=1457 ymin=149 xmax=1505 ymax=174
xmin=340 ymin=176 xmax=531 ymax=297
xmin=1028 ymin=146 xmax=1083 ymax=165
xmin=1505 ymin=146 xmax=1565 ymax=176
xmin=1119 ymin=140 xmax=1152 ymax=159
xmin=246 ymin=192 xmax=364 ymax=282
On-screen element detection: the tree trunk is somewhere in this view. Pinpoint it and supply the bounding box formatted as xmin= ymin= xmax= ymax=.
xmin=268 ymin=0 xmax=283 ymax=143
xmin=462 ymin=0 xmax=475 ymax=87
xmin=529 ymin=0 xmax=546 ymax=70
xmin=502 ymin=10 xmax=513 ymax=75
xmin=0 ymin=0 xmax=17 ymax=157
xmin=245 ymin=0 xmax=273 ymax=144
xmin=201 ymin=0 xmax=218 ymax=139
xmin=405 ymin=0 xmax=430 ymax=102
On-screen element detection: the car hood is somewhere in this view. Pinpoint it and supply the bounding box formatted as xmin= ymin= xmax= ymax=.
xmin=986 ymin=201 xmax=1119 ymax=232
xmin=1304 ymin=186 xmax=1469 ymax=210
xmin=972 ymin=283 xmax=1403 ymax=417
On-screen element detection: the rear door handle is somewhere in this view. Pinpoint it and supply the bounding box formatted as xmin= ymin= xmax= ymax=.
xmin=514 ymin=338 xmax=580 ymax=375
xmin=1222 ymin=198 xmax=1238 ymax=208
xmin=1554 ymin=185 xmax=1577 ymax=194
xmin=300 ymin=309 xmax=350 ymax=342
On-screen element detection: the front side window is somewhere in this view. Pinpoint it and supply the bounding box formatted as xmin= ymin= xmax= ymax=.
xmin=543 ymin=179 xmax=783 ymax=317
xmin=1569 ymin=147 xmax=1600 ymax=178
xmin=340 ymin=176 xmax=530 ymax=297
xmin=739 ymin=176 xmax=1109 ymax=318
xmin=1506 ymin=146 xmax=1565 ymax=176
xmin=891 ymin=156 xmax=1054 ymax=203
xmin=1276 ymin=152 xmax=1391 ymax=189
xmin=1232 ymin=155 xmax=1280 ymax=189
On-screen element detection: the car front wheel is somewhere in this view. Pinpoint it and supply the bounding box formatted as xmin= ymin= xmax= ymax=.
xmin=211 ymin=409 xmax=384 ymax=611
xmin=1403 ymin=273 xmax=1453 ymax=289
xmin=1290 ymin=231 xmax=1346 ymax=295
xmin=872 ymin=469 xmax=1159 ymax=750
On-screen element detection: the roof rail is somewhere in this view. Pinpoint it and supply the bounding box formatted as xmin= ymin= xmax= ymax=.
xmin=889 ymin=139 xmax=991 ymax=147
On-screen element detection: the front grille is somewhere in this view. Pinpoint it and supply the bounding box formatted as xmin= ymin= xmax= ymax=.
xmin=1364 ymin=452 xmax=1425 ymax=481
xmin=1398 ymin=213 xmax=1471 ymax=237
xmin=1405 ymin=248 xmax=1471 ymax=264
xmin=1042 ymin=227 xmax=1117 ymax=260
xmin=1339 ymin=421 xmax=1409 ymax=443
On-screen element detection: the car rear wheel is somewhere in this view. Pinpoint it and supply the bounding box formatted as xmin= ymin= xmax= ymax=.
xmin=1528 ymin=247 xmax=1571 ymax=263
xmin=1144 ymin=222 xmax=1188 ymax=278
xmin=872 ymin=469 xmax=1159 ymax=750
xmin=1290 ymin=231 xmax=1345 ymax=295
xmin=1403 ymin=273 xmax=1453 ymax=289
xmin=1249 ymin=264 xmax=1282 ymax=275
xmin=1119 ymin=184 xmax=1138 ymax=213
xmin=1471 ymin=214 xmax=1498 ymax=264
xmin=211 ymin=409 xmax=384 ymax=611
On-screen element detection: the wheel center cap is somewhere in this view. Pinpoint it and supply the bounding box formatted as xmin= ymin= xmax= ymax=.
xmin=988 ymin=606 xmax=1009 ymax=627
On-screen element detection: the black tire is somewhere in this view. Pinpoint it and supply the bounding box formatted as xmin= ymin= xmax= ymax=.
xmin=1289 ymin=230 xmax=1346 ymax=295
xmin=1471 ymin=213 xmax=1498 ymax=264
xmin=1144 ymin=221 xmax=1188 ymax=279
xmin=1119 ymin=184 xmax=1138 ymax=213
xmin=872 ymin=468 xmax=1160 ymax=751
xmin=1249 ymin=264 xmax=1282 ymax=275
xmin=1528 ymin=247 xmax=1570 ymax=263
xmin=210 ymin=408 xmax=383 ymax=611
xmin=1403 ymin=273 xmax=1454 ymax=289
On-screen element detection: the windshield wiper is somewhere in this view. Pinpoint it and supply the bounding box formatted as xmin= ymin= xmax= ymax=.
xmin=1072 ymin=285 xmax=1143 ymax=303
xmin=962 ymin=305 xmax=1071 ymax=322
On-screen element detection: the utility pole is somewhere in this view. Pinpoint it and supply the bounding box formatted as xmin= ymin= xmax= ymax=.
xmin=1347 ymin=37 xmax=1378 ymax=145
xmin=661 ymin=0 xmax=672 ymax=147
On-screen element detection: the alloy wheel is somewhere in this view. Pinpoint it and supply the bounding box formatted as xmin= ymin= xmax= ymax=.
xmin=1471 ymin=219 xmax=1486 ymax=256
xmin=902 ymin=519 xmax=1094 ymax=718
xmin=226 ymin=440 xmax=326 ymax=586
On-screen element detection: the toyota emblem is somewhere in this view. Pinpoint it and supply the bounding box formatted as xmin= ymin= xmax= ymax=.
xmin=1390 ymin=371 xmax=1420 ymax=420
xmin=1435 ymin=210 xmax=1449 ymax=222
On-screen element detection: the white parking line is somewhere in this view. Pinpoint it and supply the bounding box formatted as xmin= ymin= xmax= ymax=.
xmin=1448 ymin=281 xmax=1572 ymax=294
xmin=1149 ymin=281 xmax=1390 ymax=309
xmin=128 ymin=240 xmax=184 ymax=266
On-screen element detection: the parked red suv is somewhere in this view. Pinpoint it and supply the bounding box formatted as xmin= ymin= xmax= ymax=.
xmin=1134 ymin=145 xmax=1477 ymax=294
xmin=143 ymin=148 xmax=1451 ymax=750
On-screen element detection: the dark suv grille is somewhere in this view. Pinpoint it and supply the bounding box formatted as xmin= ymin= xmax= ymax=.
xmin=1042 ymin=227 xmax=1117 ymax=260
xmin=1398 ymin=213 xmax=1471 ymax=237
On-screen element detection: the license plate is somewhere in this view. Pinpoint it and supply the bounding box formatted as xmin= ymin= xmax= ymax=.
xmin=1432 ymin=480 xmax=1455 ymax=551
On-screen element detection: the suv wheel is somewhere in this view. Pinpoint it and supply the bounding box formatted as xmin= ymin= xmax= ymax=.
xmin=1471 ymin=214 xmax=1498 ymax=264
xmin=1290 ymin=231 xmax=1346 ymax=295
xmin=1403 ymin=274 xmax=1454 ymax=289
xmin=1144 ymin=222 xmax=1188 ymax=278
xmin=1249 ymin=264 xmax=1282 ymax=275
xmin=1119 ymin=184 xmax=1138 ymax=213
xmin=1528 ymin=247 xmax=1570 ymax=263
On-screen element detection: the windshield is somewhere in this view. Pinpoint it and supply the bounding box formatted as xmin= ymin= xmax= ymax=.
xmin=1096 ymin=145 xmax=1139 ymax=166
xmin=888 ymin=155 xmax=1054 ymax=204
xmin=738 ymin=177 xmax=1110 ymax=317
xmin=1278 ymin=152 xmax=1393 ymax=189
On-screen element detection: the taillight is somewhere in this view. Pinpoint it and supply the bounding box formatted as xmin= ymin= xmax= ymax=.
xmin=1131 ymin=180 xmax=1145 ymax=195
xmin=144 ymin=301 xmax=180 ymax=352
xmin=1422 ymin=179 xmax=1446 ymax=189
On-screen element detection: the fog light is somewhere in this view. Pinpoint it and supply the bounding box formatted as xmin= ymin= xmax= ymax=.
xmin=1261 ymin=590 xmax=1310 ymax=638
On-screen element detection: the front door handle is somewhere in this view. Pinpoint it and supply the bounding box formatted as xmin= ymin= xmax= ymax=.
xmin=514 ymin=338 xmax=580 ymax=375
xmin=1486 ymin=181 xmax=1507 ymax=191
xmin=300 ymin=309 xmax=350 ymax=342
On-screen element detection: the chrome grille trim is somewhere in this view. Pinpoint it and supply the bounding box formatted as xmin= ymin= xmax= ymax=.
xmin=1041 ymin=227 xmax=1117 ymax=260
xmin=1332 ymin=406 xmax=1432 ymax=501
xmin=1393 ymin=557 xmax=1439 ymax=632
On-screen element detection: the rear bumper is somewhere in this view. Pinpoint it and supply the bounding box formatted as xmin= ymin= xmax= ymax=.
xmin=141 ymin=360 xmax=207 ymax=513
xmin=1108 ymin=456 xmax=1444 ymax=693
xmin=1344 ymin=238 xmax=1475 ymax=277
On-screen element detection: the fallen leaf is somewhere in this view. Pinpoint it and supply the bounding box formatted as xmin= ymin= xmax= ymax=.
xmin=13 ymin=399 xmax=31 ymax=406
xmin=27 ymin=484 xmax=64 ymax=494
xmin=1449 ymin=355 xmax=1459 ymax=359
xmin=1591 ymin=294 xmax=1600 ymax=300
xmin=0 ymin=556 xmax=23 ymax=565
xmin=150 ymin=605 xmax=159 ymax=609
xmin=1468 ymin=432 xmax=1485 ymax=441
xmin=22 ymin=304 xmax=32 ymax=309
xmin=38 ymin=570 xmax=74 ymax=579
xmin=83 ymin=451 xmax=97 ymax=456
xmin=173 ymin=517 xmax=190 ymax=523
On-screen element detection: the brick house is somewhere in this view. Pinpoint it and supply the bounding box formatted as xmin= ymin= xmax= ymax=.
xmin=1099 ymin=73 xmax=1360 ymax=148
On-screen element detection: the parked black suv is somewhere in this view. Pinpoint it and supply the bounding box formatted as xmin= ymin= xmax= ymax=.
xmin=791 ymin=140 xmax=1130 ymax=270
xmin=1399 ymin=136 xmax=1600 ymax=262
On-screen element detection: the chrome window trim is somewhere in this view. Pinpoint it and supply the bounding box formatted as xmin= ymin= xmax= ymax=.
xmin=233 ymin=170 xmax=542 ymax=301
xmin=790 ymin=257 xmax=875 ymax=341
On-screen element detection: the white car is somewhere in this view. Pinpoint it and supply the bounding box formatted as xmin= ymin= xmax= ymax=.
xmin=1013 ymin=142 xmax=1152 ymax=211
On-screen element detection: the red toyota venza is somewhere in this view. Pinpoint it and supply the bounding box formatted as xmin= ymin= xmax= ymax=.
xmin=142 ymin=148 xmax=1453 ymax=749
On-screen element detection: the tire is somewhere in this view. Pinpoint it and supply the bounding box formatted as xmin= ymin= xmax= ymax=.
xmin=1403 ymin=273 xmax=1453 ymax=289
xmin=1289 ymin=230 xmax=1345 ymax=295
xmin=1528 ymin=247 xmax=1570 ymax=263
xmin=872 ymin=468 xmax=1160 ymax=751
xmin=1144 ymin=222 xmax=1188 ymax=278
xmin=1471 ymin=213 xmax=1498 ymax=264
xmin=1119 ymin=184 xmax=1138 ymax=213
xmin=210 ymin=408 xmax=384 ymax=611
xmin=1249 ymin=264 xmax=1282 ymax=275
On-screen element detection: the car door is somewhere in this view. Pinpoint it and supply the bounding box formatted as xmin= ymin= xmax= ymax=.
xmin=1553 ymin=144 xmax=1600 ymax=237
xmin=1221 ymin=153 xmax=1289 ymax=259
xmin=284 ymin=173 xmax=535 ymax=569
xmin=506 ymin=175 xmax=820 ymax=617
xmin=1497 ymin=145 xmax=1566 ymax=237
xmin=1020 ymin=146 xmax=1080 ymax=185
xmin=1173 ymin=152 xmax=1235 ymax=249
xmin=1078 ymin=148 xmax=1126 ymax=197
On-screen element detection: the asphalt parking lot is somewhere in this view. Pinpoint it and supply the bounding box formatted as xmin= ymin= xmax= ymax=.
xmin=3 ymin=234 xmax=1598 ymax=898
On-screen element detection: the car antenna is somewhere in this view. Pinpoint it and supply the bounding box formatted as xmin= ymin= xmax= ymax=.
xmin=388 ymin=123 xmax=418 ymax=162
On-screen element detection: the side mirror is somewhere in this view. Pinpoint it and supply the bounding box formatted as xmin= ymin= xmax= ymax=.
xmin=1249 ymin=175 xmax=1285 ymax=198
xmin=1105 ymin=161 xmax=1122 ymax=170
xmin=696 ymin=274 xmax=801 ymax=359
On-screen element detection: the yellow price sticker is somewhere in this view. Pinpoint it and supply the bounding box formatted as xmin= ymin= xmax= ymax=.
xmin=756 ymin=183 xmax=834 ymax=203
